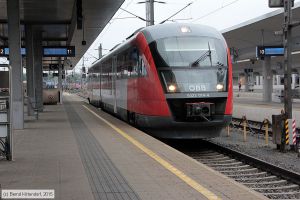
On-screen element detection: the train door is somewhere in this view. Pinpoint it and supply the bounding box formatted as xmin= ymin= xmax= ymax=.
xmin=91 ymin=73 xmax=94 ymax=102
xmin=99 ymin=65 xmax=102 ymax=104
xmin=112 ymin=56 xmax=117 ymax=113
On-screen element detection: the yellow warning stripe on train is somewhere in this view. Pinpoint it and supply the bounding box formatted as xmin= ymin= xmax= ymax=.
xmin=83 ymin=105 xmax=221 ymax=200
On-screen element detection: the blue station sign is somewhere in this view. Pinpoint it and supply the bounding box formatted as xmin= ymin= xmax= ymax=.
xmin=0 ymin=46 xmax=75 ymax=57
xmin=43 ymin=46 xmax=75 ymax=57
xmin=256 ymin=46 xmax=284 ymax=59
xmin=0 ymin=47 xmax=26 ymax=56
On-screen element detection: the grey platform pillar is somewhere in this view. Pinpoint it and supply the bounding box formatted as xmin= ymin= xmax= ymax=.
xmin=276 ymin=75 xmax=281 ymax=85
xmin=33 ymin=30 xmax=43 ymax=111
xmin=244 ymin=73 xmax=249 ymax=92
xmin=260 ymin=76 xmax=264 ymax=86
xmin=7 ymin=0 xmax=24 ymax=129
xmin=58 ymin=59 xmax=63 ymax=104
xmin=262 ymin=57 xmax=273 ymax=102
xmin=256 ymin=76 xmax=260 ymax=86
xmin=25 ymin=25 xmax=35 ymax=116
xmin=291 ymin=73 xmax=297 ymax=89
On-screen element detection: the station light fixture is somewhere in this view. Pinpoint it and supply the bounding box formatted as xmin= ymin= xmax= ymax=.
xmin=268 ymin=0 xmax=294 ymax=8
xmin=269 ymin=0 xmax=284 ymax=7
xmin=236 ymin=59 xmax=250 ymax=63
xmin=274 ymin=30 xmax=283 ymax=36
xmin=292 ymin=51 xmax=300 ymax=55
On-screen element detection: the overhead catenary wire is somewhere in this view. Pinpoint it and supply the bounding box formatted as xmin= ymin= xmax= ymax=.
xmin=96 ymin=0 xmax=136 ymax=40
xmin=76 ymin=0 xmax=136 ymax=69
xmin=78 ymin=0 xmax=240 ymax=69
xmin=159 ymin=2 xmax=193 ymax=24
xmin=167 ymin=18 xmax=193 ymax=22
xmin=192 ymin=0 xmax=240 ymax=22
xmin=120 ymin=8 xmax=148 ymax=22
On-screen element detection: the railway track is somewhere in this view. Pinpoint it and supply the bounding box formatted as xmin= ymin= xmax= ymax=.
xmin=231 ymin=117 xmax=272 ymax=135
xmin=231 ymin=117 xmax=300 ymax=137
xmin=166 ymin=140 xmax=300 ymax=200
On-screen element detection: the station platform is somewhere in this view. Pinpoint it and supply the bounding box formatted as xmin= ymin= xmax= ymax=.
xmin=233 ymin=93 xmax=300 ymax=126
xmin=0 ymin=93 xmax=267 ymax=200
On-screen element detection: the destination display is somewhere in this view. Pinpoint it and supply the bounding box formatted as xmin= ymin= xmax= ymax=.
xmin=0 ymin=47 xmax=26 ymax=56
xmin=256 ymin=46 xmax=284 ymax=58
xmin=43 ymin=46 xmax=75 ymax=57
xmin=0 ymin=46 xmax=75 ymax=57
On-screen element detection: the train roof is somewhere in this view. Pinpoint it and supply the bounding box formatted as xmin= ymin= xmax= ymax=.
xmin=89 ymin=23 xmax=225 ymax=71
xmin=141 ymin=23 xmax=225 ymax=44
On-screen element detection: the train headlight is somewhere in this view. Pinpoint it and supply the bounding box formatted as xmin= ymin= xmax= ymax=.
xmin=216 ymin=84 xmax=224 ymax=91
xmin=180 ymin=26 xmax=191 ymax=33
xmin=168 ymin=84 xmax=176 ymax=92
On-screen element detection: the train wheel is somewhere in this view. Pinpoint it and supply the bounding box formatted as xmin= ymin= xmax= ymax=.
xmin=127 ymin=111 xmax=136 ymax=126
xmin=99 ymin=101 xmax=104 ymax=109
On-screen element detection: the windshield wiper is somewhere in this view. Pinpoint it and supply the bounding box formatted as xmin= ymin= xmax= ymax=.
xmin=216 ymin=62 xmax=225 ymax=67
xmin=190 ymin=42 xmax=213 ymax=67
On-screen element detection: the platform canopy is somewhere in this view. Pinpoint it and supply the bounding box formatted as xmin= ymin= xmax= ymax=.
xmin=222 ymin=2 xmax=300 ymax=75
xmin=0 ymin=0 xmax=124 ymax=69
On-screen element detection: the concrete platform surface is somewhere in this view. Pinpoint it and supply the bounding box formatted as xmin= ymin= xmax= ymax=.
xmin=0 ymin=93 xmax=268 ymax=200
xmin=233 ymin=97 xmax=300 ymax=126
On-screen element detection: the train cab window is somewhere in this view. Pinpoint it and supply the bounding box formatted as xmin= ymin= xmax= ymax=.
xmin=152 ymin=36 xmax=227 ymax=68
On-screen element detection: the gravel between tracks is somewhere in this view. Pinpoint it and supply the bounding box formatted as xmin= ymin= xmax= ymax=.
xmin=210 ymin=129 xmax=300 ymax=174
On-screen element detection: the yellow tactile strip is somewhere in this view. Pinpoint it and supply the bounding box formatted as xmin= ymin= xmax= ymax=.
xmin=83 ymin=105 xmax=221 ymax=200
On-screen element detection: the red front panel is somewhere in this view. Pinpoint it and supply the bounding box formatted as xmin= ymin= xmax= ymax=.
xmin=225 ymin=48 xmax=233 ymax=115
xmin=127 ymin=33 xmax=171 ymax=117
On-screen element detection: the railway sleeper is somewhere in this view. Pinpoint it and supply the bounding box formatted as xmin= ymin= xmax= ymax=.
xmin=263 ymin=191 xmax=300 ymax=199
xmin=227 ymin=171 xmax=267 ymax=178
xmin=193 ymin=152 xmax=219 ymax=156
xmin=214 ymin=164 xmax=250 ymax=170
xmin=243 ymin=179 xmax=287 ymax=186
xmin=233 ymin=174 xmax=269 ymax=180
xmin=229 ymin=173 xmax=265 ymax=179
xmin=235 ymin=175 xmax=278 ymax=183
xmin=186 ymin=151 xmax=213 ymax=155
xmin=197 ymin=157 xmax=231 ymax=162
xmin=253 ymin=184 xmax=299 ymax=193
xmin=206 ymin=161 xmax=242 ymax=167
xmin=219 ymin=167 xmax=259 ymax=174
xmin=197 ymin=154 xmax=225 ymax=159
xmin=201 ymin=159 xmax=236 ymax=164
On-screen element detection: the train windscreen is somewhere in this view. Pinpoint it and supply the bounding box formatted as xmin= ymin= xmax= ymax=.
xmin=151 ymin=36 xmax=227 ymax=68
xmin=149 ymin=36 xmax=228 ymax=93
xmin=160 ymin=68 xmax=227 ymax=93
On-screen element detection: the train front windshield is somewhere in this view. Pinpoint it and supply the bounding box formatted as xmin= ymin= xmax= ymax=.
xmin=150 ymin=36 xmax=228 ymax=93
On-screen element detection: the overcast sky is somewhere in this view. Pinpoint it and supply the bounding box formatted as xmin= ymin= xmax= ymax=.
xmin=1 ymin=0 xmax=299 ymax=70
xmin=76 ymin=0 xmax=300 ymax=71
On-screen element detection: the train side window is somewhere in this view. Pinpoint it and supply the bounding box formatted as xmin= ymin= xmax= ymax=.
xmin=117 ymin=54 xmax=124 ymax=80
xmin=129 ymin=47 xmax=139 ymax=78
xmin=119 ymin=53 xmax=128 ymax=79
xmin=117 ymin=47 xmax=144 ymax=79
xmin=139 ymin=57 xmax=147 ymax=77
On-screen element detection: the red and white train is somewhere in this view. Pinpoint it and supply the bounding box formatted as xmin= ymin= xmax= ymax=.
xmin=87 ymin=23 xmax=232 ymax=138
